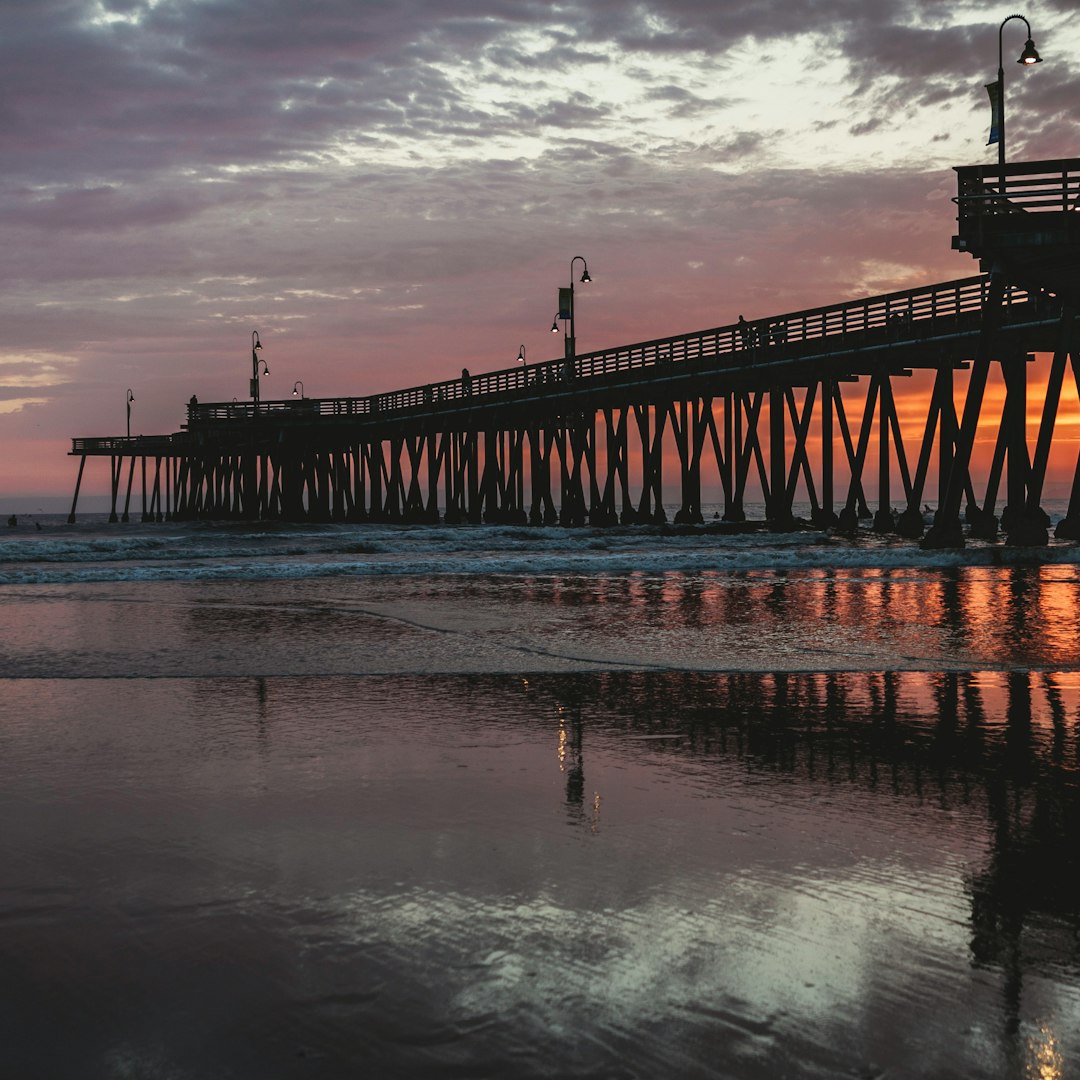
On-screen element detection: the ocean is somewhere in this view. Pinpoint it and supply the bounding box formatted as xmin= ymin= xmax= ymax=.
xmin=2 ymin=509 xmax=1079 ymax=1078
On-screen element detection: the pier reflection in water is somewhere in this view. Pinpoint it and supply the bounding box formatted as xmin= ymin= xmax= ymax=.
xmin=515 ymin=562 xmax=1080 ymax=673
xmin=2 ymin=669 xmax=1079 ymax=1078
xmin=174 ymin=562 xmax=1080 ymax=677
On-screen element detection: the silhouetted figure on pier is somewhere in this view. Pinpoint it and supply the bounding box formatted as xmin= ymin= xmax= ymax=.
xmin=461 ymin=368 xmax=471 ymax=396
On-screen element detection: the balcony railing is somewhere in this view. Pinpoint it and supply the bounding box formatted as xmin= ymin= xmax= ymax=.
xmin=954 ymin=158 xmax=1080 ymax=220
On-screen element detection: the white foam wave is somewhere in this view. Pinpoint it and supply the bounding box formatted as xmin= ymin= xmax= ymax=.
xmin=1 ymin=524 xmax=1077 ymax=586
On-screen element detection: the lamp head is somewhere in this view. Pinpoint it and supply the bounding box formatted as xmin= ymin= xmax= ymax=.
xmin=252 ymin=330 xmax=262 ymax=349
xmin=517 ymin=346 xmax=526 ymax=362
xmin=580 ymin=268 xmax=591 ymax=284
xmin=551 ymin=317 xmax=560 ymax=333
xmin=1018 ymin=38 xmax=1041 ymax=64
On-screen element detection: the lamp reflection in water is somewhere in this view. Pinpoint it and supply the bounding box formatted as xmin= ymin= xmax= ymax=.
xmin=555 ymin=702 xmax=585 ymax=809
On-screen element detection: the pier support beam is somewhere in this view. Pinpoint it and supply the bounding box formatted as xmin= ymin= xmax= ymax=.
xmin=923 ymin=273 xmax=1007 ymax=549
xmin=812 ymin=379 xmax=838 ymax=529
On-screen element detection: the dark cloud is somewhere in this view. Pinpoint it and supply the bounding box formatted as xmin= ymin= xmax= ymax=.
xmin=0 ymin=182 xmax=262 ymax=232
xmin=2 ymin=0 xmax=1073 ymax=194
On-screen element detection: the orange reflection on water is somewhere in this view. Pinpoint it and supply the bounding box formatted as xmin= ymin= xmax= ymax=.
xmin=955 ymin=566 xmax=1080 ymax=668
xmin=1029 ymin=567 xmax=1080 ymax=666
xmin=520 ymin=556 xmax=1080 ymax=673
xmin=1026 ymin=1021 xmax=1064 ymax=1080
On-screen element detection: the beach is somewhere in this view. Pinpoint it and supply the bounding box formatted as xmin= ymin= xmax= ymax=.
xmin=2 ymin=514 xmax=1079 ymax=1078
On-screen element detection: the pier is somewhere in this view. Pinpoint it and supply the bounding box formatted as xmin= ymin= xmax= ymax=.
xmin=69 ymin=158 xmax=1080 ymax=546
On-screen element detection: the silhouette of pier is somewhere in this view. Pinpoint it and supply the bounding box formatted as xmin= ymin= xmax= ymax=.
xmin=69 ymin=158 xmax=1080 ymax=546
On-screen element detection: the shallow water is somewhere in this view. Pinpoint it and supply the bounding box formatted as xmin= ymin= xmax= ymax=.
xmin=2 ymin=560 xmax=1080 ymax=678
xmin=2 ymin=517 xmax=1080 ymax=1078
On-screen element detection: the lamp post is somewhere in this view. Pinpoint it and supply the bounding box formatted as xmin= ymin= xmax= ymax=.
xmin=292 ymin=380 xmax=304 ymax=398
xmin=250 ymin=330 xmax=268 ymax=407
xmin=126 ymin=388 xmax=134 ymax=439
xmin=994 ymin=15 xmax=1041 ymax=184
xmin=517 ymin=345 xmax=526 ymax=366
xmin=562 ymin=256 xmax=591 ymax=360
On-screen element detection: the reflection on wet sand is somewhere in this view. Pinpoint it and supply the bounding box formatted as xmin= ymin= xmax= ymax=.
xmin=232 ymin=667 xmax=1080 ymax=1023
xmin=544 ymin=670 xmax=1080 ymax=1071
xmin=4 ymin=668 xmax=1079 ymax=1078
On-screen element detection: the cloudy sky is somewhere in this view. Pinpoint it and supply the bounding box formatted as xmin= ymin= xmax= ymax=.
xmin=2 ymin=0 xmax=1078 ymax=501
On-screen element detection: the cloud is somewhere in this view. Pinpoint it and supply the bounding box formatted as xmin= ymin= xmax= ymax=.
xmin=1 ymin=182 xmax=262 ymax=232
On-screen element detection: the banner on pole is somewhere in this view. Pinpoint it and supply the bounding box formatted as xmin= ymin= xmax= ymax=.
xmin=558 ymin=287 xmax=572 ymax=321
xmin=985 ymin=81 xmax=1001 ymax=146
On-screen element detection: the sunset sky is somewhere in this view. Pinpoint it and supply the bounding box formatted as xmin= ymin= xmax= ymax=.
xmin=2 ymin=0 xmax=1078 ymax=503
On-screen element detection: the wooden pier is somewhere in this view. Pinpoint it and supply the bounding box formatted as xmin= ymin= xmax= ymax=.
xmin=69 ymin=159 xmax=1080 ymax=546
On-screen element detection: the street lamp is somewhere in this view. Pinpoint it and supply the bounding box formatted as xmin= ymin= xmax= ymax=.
xmin=517 ymin=345 xmax=526 ymax=366
xmin=292 ymin=380 xmax=304 ymax=398
xmin=992 ymin=14 xmax=1041 ymax=183
xmin=555 ymin=256 xmax=591 ymax=361
xmin=126 ymin=388 xmax=134 ymax=438
xmin=250 ymin=330 xmax=268 ymax=406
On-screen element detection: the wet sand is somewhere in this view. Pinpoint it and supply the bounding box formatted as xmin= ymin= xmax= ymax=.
xmin=3 ymin=670 xmax=1078 ymax=1078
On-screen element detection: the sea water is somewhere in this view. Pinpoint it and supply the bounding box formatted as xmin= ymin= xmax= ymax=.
xmin=2 ymin=511 xmax=1079 ymax=1078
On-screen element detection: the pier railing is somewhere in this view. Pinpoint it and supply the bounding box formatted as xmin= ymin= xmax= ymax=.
xmin=70 ymin=433 xmax=192 ymax=454
xmin=183 ymin=274 xmax=1048 ymax=428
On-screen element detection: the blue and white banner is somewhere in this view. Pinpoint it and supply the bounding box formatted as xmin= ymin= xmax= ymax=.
xmin=985 ymin=81 xmax=1001 ymax=146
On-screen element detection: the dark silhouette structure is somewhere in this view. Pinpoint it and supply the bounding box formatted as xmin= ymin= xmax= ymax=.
xmin=69 ymin=159 xmax=1080 ymax=546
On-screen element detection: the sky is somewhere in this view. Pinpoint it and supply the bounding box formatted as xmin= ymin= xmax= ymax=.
xmin=2 ymin=0 xmax=1078 ymax=502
